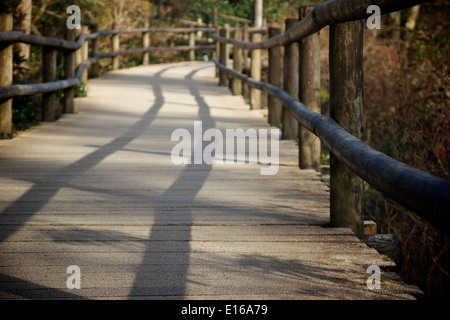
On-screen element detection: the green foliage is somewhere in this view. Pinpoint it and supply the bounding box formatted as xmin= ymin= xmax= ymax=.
xmin=12 ymin=96 xmax=40 ymax=131
xmin=75 ymin=83 xmax=88 ymax=98
xmin=321 ymin=153 xmax=330 ymax=166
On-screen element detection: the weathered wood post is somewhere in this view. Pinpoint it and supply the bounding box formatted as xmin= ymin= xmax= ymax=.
xmin=75 ymin=28 xmax=82 ymax=71
xmin=255 ymin=0 xmax=263 ymax=28
xmin=0 ymin=14 xmax=13 ymax=138
xmin=241 ymin=23 xmax=250 ymax=102
xmin=64 ymin=28 xmax=76 ymax=114
xmin=42 ymin=25 xmax=57 ymax=122
xmin=16 ymin=0 xmax=31 ymax=74
xmin=112 ymin=23 xmax=120 ymax=70
xmin=329 ymin=20 xmax=365 ymax=238
xmin=282 ymin=18 xmax=299 ymax=139
xmin=80 ymin=25 xmax=89 ymax=83
xmin=298 ymin=6 xmax=321 ymax=171
xmin=189 ymin=28 xmax=195 ymax=61
xmin=212 ymin=7 xmax=218 ymax=28
xmin=268 ymin=27 xmax=282 ymax=128
xmin=232 ymin=25 xmax=242 ymax=96
xmin=196 ymin=17 xmax=203 ymax=38
xmin=213 ymin=7 xmax=219 ymax=78
xmin=142 ymin=21 xmax=150 ymax=65
xmin=218 ymin=25 xmax=229 ymax=87
xmin=250 ymin=31 xmax=261 ymax=109
xmin=90 ymin=24 xmax=100 ymax=78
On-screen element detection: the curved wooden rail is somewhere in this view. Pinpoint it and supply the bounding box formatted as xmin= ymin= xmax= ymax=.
xmin=0 ymin=44 xmax=215 ymax=100
xmin=85 ymin=27 xmax=216 ymax=40
xmin=213 ymin=57 xmax=450 ymax=234
xmin=0 ymin=27 xmax=216 ymax=100
xmin=212 ymin=0 xmax=428 ymax=49
xmin=1 ymin=1 xmax=447 ymax=237
xmin=0 ymin=27 xmax=215 ymax=48
xmin=0 ymin=31 xmax=85 ymax=50
xmin=211 ymin=0 xmax=449 ymax=237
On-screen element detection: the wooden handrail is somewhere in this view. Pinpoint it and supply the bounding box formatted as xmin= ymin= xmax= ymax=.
xmin=0 ymin=26 xmax=215 ymax=100
xmin=213 ymin=57 xmax=450 ymax=234
xmin=2 ymin=0 xmax=447 ymax=238
xmin=0 ymin=27 xmax=216 ymax=48
xmin=0 ymin=44 xmax=215 ymax=100
xmin=0 ymin=19 xmax=216 ymax=138
xmin=213 ymin=0 xmax=428 ymax=49
xmin=163 ymin=1 xmax=253 ymax=24
xmin=212 ymin=0 xmax=450 ymax=237
xmin=85 ymin=27 xmax=217 ymax=39
xmin=0 ymin=31 xmax=86 ymax=50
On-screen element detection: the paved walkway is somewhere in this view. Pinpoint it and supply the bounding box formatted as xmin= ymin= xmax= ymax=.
xmin=0 ymin=62 xmax=420 ymax=299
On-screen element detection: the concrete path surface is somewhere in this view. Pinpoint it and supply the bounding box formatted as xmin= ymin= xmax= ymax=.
xmin=0 ymin=61 xmax=420 ymax=299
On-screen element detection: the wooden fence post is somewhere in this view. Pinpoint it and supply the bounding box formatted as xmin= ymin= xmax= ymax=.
xmin=250 ymin=32 xmax=261 ymax=109
xmin=213 ymin=7 xmax=219 ymax=78
xmin=142 ymin=21 xmax=150 ymax=65
xmin=268 ymin=27 xmax=282 ymax=129
xmin=90 ymin=24 xmax=100 ymax=78
xmin=329 ymin=20 xmax=365 ymax=238
xmin=212 ymin=7 xmax=218 ymax=28
xmin=64 ymin=28 xmax=76 ymax=114
xmin=80 ymin=25 xmax=89 ymax=83
xmin=42 ymin=25 xmax=57 ymax=122
xmin=282 ymin=18 xmax=299 ymax=139
xmin=75 ymin=28 xmax=82 ymax=70
xmin=298 ymin=6 xmax=321 ymax=171
xmin=196 ymin=17 xmax=203 ymax=38
xmin=0 ymin=14 xmax=13 ymax=138
xmin=232 ymin=26 xmax=242 ymax=96
xmin=242 ymin=23 xmax=250 ymax=102
xmin=189 ymin=28 xmax=195 ymax=61
xmin=218 ymin=25 xmax=229 ymax=87
xmin=112 ymin=23 xmax=120 ymax=70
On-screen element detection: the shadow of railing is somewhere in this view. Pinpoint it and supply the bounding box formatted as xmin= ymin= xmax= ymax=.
xmin=129 ymin=64 xmax=214 ymax=297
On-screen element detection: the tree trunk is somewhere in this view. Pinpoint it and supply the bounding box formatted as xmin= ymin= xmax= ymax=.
xmin=254 ymin=0 xmax=263 ymax=28
xmin=16 ymin=0 xmax=32 ymax=74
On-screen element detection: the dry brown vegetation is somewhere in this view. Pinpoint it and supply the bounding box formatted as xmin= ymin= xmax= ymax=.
xmin=361 ymin=2 xmax=449 ymax=299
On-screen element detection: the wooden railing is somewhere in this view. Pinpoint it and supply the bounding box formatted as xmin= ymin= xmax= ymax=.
xmin=0 ymin=16 xmax=215 ymax=127
xmin=212 ymin=0 xmax=450 ymax=237
xmin=0 ymin=2 xmax=448 ymax=238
